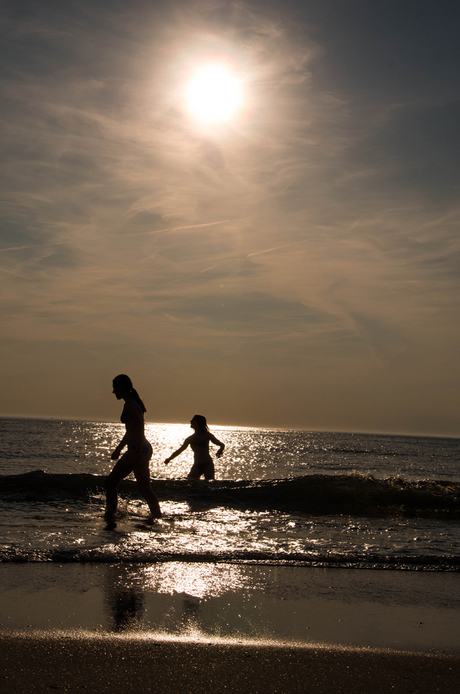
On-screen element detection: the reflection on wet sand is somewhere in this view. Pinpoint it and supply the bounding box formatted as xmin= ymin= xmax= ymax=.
xmin=142 ymin=562 xmax=250 ymax=599
xmin=104 ymin=565 xmax=145 ymax=632
xmin=1 ymin=563 xmax=460 ymax=652
xmin=103 ymin=562 xmax=249 ymax=635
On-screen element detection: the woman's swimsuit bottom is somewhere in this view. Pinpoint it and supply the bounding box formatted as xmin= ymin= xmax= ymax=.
xmin=127 ymin=440 xmax=153 ymax=461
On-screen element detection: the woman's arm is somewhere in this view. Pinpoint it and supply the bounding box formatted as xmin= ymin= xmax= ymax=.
xmin=164 ymin=438 xmax=191 ymax=465
xmin=111 ymin=433 xmax=128 ymax=460
xmin=209 ymin=433 xmax=225 ymax=458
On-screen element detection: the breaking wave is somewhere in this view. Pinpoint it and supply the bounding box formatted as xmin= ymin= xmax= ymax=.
xmin=2 ymin=470 xmax=460 ymax=519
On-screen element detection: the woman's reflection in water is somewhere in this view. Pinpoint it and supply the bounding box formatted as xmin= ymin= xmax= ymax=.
xmin=181 ymin=597 xmax=201 ymax=633
xmin=104 ymin=565 xmax=145 ymax=633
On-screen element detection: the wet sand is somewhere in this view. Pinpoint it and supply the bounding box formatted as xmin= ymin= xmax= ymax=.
xmin=2 ymin=563 xmax=460 ymax=651
xmin=1 ymin=563 xmax=459 ymax=692
xmin=1 ymin=633 xmax=460 ymax=694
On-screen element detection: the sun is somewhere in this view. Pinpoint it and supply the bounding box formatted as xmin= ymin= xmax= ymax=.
xmin=185 ymin=64 xmax=243 ymax=123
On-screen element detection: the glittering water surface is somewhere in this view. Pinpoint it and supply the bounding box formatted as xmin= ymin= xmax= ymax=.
xmin=0 ymin=418 xmax=459 ymax=569
xmin=2 ymin=418 xmax=459 ymax=481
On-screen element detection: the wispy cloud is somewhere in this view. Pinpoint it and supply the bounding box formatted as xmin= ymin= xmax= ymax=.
xmin=0 ymin=266 xmax=32 ymax=280
xmin=128 ymin=219 xmax=235 ymax=236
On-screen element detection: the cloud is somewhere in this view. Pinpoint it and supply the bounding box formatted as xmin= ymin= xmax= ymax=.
xmin=128 ymin=219 xmax=235 ymax=236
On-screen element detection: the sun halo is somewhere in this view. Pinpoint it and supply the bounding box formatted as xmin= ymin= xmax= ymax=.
xmin=185 ymin=64 xmax=243 ymax=124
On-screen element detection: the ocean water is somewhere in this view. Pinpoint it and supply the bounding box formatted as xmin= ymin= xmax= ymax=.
xmin=1 ymin=417 xmax=459 ymax=571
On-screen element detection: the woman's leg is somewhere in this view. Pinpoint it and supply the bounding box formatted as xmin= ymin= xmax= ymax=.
xmin=105 ymin=453 xmax=136 ymax=516
xmin=134 ymin=465 xmax=162 ymax=518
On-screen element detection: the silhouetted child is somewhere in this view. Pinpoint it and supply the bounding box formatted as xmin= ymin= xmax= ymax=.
xmin=164 ymin=415 xmax=225 ymax=480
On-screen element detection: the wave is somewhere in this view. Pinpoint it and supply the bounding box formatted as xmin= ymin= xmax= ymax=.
xmin=2 ymin=547 xmax=459 ymax=571
xmin=2 ymin=470 xmax=460 ymax=519
xmin=328 ymin=447 xmax=413 ymax=457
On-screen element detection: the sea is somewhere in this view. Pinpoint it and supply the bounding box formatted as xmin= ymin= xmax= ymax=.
xmin=1 ymin=416 xmax=459 ymax=572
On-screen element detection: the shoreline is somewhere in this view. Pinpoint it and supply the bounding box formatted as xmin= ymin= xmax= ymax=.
xmin=1 ymin=562 xmax=459 ymax=653
xmin=2 ymin=562 xmax=459 ymax=692
xmin=2 ymin=633 xmax=460 ymax=694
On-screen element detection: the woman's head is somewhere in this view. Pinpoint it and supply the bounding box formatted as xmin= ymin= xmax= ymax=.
xmin=112 ymin=374 xmax=146 ymax=413
xmin=112 ymin=374 xmax=133 ymax=394
xmin=190 ymin=414 xmax=208 ymax=432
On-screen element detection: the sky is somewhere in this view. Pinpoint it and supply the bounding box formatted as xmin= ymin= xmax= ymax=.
xmin=1 ymin=0 xmax=459 ymax=436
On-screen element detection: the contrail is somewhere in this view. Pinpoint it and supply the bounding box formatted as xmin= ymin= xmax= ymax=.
xmin=0 ymin=266 xmax=32 ymax=280
xmin=221 ymin=340 xmax=246 ymax=357
xmin=247 ymin=244 xmax=290 ymax=258
xmin=129 ymin=219 xmax=234 ymax=236
xmin=0 ymin=245 xmax=33 ymax=253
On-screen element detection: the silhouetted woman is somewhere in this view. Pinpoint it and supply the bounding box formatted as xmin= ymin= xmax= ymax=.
xmin=105 ymin=374 xmax=161 ymax=526
xmin=164 ymin=414 xmax=225 ymax=480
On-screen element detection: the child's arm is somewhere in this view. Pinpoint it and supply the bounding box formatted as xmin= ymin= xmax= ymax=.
xmin=164 ymin=438 xmax=191 ymax=465
xmin=209 ymin=433 xmax=225 ymax=458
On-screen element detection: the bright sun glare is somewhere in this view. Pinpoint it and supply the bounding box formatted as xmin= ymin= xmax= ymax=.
xmin=185 ymin=64 xmax=243 ymax=123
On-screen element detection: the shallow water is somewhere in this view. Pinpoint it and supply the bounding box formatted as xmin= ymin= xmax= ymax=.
xmin=1 ymin=418 xmax=459 ymax=570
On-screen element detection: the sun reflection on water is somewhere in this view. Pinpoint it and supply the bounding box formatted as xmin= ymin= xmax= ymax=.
xmin=142 ymin=562 xmax=248 ymax=599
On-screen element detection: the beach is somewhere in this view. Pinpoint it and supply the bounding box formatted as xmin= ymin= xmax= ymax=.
xmin=1 ymin=562 xmax=460 ymax=693
xmin=2 ymin=633 xmax=460 ymax=694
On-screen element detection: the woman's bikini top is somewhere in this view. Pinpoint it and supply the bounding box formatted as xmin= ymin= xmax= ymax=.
xmin=190 ymin=438 xmax=209 ymax=451
xmin=120 ymin=401 xmax=143 ymax=425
